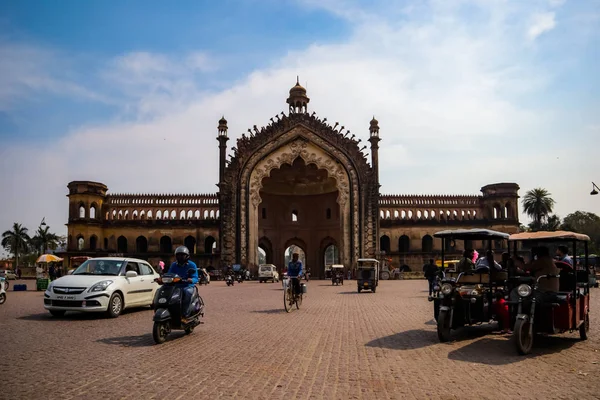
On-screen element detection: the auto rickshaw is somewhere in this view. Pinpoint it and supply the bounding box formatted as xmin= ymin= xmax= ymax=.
xmin=331 ymin=265 xmax=344 ymax=286
xmin=357 ymin=258 xmax=379 ymax=293
xmin=432 ymin=228 xmax=510 ymax=342
xmin=507 ymin=231 xmax=591 ymax=355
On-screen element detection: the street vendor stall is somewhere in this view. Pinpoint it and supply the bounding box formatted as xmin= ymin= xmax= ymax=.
xmin=35 ymin=254 xmax=63 ymax=291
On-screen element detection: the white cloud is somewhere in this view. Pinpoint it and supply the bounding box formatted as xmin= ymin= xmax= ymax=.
xmin=528 ymin=12 xmax=556 ymax=40
xmin=1 ymin=0 xmax=599 ymax=244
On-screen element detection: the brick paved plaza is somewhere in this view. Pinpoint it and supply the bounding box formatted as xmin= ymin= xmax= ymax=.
xmin=1 ymin=279 xmax=599 ymax=400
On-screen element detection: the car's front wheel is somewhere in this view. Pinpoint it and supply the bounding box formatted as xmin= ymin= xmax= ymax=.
xmin=106 ymin=293 xmax=123 ymax=318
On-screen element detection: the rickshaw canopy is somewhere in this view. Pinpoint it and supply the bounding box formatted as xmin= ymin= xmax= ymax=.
xmin=357 ymin=258 xmax=379 ymax=268
xmin=508 ymin=230 xmax=590 ymax=242
xmin=433 ymin=228 xmax=510 ymax=240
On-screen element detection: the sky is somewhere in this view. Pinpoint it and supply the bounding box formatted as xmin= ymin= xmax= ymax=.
xmin=0 ymin=0 xmax=599 ymax=248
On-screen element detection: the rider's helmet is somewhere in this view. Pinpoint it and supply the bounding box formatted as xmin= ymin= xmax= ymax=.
xmin=175 ymin=246 xmax=190 ymax=265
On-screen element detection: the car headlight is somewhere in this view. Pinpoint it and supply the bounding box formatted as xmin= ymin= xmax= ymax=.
xmin=517 ymin=284 xmax=532 ymax=297
xmin=88 ymin=280 xmax=114 ymax=292
xmin=441 ymin=283 xmax=453 ymax=295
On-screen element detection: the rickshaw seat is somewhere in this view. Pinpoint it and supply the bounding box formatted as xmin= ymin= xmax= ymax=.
xmin=547 ymin=292 xmax=571 ymax=304
xmin=458 ymin=274 xmax=489 ymax=284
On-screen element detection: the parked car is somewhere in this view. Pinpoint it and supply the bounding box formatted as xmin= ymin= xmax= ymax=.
xmin=258 ymin=264 xmax=279 ymax=283
xmin=43 ymin=257 xmax=160 ymax=318
xmin=0 ymin=270 xmax=17 ymax=280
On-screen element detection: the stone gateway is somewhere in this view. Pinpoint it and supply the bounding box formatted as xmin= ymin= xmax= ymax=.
xmin=63 ymin=81 xmax=520 ymax=277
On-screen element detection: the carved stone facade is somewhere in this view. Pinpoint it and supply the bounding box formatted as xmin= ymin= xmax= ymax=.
xmin=63 ymin=82 xmax=520 ymax=275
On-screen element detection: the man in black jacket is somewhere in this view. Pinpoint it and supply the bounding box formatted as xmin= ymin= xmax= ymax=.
xmin=423 ymin=259 xmax=439 ymax=296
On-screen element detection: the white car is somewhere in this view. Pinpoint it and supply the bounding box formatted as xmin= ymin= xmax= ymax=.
xmin=44 ymin=257 xmax=160 ymax=318
xmin=258 ymin=264 xmax=279 ymax=283
xmin=0 ymin=270 xmax=17 ymax=280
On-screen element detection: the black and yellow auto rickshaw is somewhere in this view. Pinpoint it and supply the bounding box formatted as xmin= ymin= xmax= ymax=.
xmin=432 ymin=228 xmax=510 ymax=342
xmin=331 ymin=265 xmax=344 ymax=285
xmin=357 ymin=258 xmax=379 ymax=293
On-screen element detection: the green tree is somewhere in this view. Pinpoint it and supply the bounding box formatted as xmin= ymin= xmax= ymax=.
xmin=522 ymin=188 xmax=556 ymax=231
xmin=1 ymin=223 xmax=31 ymax=268
xmin=560 ymin=211 xmax=600 ymax=254
xmin=531 ymin=214 xmax=561 ymax=231
xmin=29 ymin=225 xmax=61 ymax=255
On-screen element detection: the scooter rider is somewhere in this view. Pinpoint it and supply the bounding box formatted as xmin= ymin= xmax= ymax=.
xmin=168 ymin=246 xmax=199 ymax=319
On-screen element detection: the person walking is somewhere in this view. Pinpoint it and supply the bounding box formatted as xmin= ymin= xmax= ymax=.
xmin=423 ymin=259 xmax=438 ymax=296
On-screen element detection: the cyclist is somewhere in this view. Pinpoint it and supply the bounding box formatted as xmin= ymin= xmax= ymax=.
xmin=287 ymin=253 xmax=303 ymax=299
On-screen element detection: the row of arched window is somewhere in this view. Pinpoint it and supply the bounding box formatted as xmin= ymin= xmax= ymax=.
xmin=107 ymin=197 xmax=218 ymax=205
xmin=70 ymin=234 xmax=217 ymax=254
xmin=379 ymin=197 xmax=479 ymax=206
xmin=379 ymin=234 xmax=507 ymax=253
xmin=104 ymin=209 xmax=219 ymax=221
xmin=380 ymin=209 xmax=479 ymax=221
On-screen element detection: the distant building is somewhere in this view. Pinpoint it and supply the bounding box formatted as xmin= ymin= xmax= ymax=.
xmin=63 ymin=81 xmax=519 ymax=277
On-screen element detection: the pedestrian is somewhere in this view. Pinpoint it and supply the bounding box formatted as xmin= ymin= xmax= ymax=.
xmin=48 ymin=264 xmax=57 ymax=281
xmin=158 ymin=260 xmax=165 ymax=275
xmin=423 ymin=259 xmax=438 ymax=296
xmin=16 ymin=267 xmax=22 ymax=279
xmin=347 ymin=270 xmax=351 ymax=280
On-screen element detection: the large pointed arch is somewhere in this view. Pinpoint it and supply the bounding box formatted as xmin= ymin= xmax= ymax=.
xmin=239 ymin=129 xmax=367 ymax=268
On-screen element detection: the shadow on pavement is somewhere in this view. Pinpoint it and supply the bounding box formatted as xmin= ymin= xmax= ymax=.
xmin=18 ymin=308 xmax=149 ymax=322
xmin=337 ymin=291 xmax=361 ymax=295
xmin=252 ymin=309 xmax=285 ymax=314
xmin=97 ymin=333 xmax=155 ymax=347
xmin=448 ymin=335 xmax=580 ymax=365
xmin=365 ymin=329 xmax=439 ymax=350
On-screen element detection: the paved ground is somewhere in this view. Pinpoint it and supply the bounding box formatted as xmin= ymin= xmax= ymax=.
xmin=1 ymin=279 xmax=599 ymax=400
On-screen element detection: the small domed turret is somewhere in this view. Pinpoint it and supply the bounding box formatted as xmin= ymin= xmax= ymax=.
xmin=286 ymin=77 xmax=310 ymax=113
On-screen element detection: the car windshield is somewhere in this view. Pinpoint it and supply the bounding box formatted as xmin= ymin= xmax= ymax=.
xmin=260 ymin=266 xmax=271 ymax=271
xmin=73 ymin=260 xmax=122 ymax=276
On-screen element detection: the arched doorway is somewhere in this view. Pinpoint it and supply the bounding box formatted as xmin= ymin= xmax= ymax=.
xmin=256 ymin=156 xmax=342 ymax=275
xmin=258 ymin=236 xmax=273 ymax=265
xmin=284 ymin=244 xmax=306 ymax=271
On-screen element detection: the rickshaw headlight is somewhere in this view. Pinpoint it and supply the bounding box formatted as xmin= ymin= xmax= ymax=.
xmin=441 ymin=283 xmax=453 ymax=295
xmin=433 ymin=285 xmax=440 ymax=292
xmin=517 ymin=284 xmax=532 ymax=297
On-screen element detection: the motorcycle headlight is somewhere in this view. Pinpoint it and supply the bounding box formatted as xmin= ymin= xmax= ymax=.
xmin=88 ymin=280 xmax=114 ymax=292
xmin=162 ymin=277 xmax=173 ymax=284
xmin=517 ymin=284 xmax=532 ymax=297
xmin=441 ymin=283 xmax=453 ymax=295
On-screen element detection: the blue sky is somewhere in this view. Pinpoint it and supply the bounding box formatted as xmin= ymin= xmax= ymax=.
xmin=0 ymin=0 xmax=599 ymax=241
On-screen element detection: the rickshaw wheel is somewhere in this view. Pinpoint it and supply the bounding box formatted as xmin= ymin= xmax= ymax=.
xmin=437 ymin=310 xmax=451 ymax=342
xmin=358 ymin=287 xmax=362 ymax=293
xmin=514 ymin=319 xmax=533 ymax=355
xmin=580 ymin=313 xmax=589 ymax=340
xmin=371 ymin=286 xmax=376 ymax=293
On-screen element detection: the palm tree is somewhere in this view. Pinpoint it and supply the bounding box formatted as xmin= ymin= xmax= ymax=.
xmin=30 ymin=225 xmax=60 ymax=255
xmin=2 ymin=223 xmax=31 ymax=268
xmin=522 ymin=188 xmax=556 ymax=230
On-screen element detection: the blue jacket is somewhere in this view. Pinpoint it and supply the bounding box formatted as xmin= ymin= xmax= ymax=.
xmin=288 ymin=260 xmax=303 ymax=278
xmin=168 ymin=260 xmax=199 ymax=287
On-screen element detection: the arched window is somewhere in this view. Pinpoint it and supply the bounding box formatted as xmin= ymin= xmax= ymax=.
xmin=399 ymin=235 xmax=410 ymax=253
xmin=89 ymin=235 xmax=97 ymax=251
xmin=262 ymin=208 xmax=267 ymax=219
xmin=184 ymin=236 xmax=196 ymax=254
xmin=89 ymin=204 xmax=97 ymax=219
xmin=136 ymin=236 xmax=148 ymax=253
xmin=326 ymin=208 xmax=332 ymax=219
xmin=204 ymin=236 xmax=216 ymax=254
xmin=117 ymin=236 xmax=128 ymax=253
xmin=324 ymin=244 xmax=339 ymax=265
xmin=160 ymin=236 xmax=172 ymax=253
xmin=291 ymin=210 xmax=298 ymax=222
xmin=77 ymin=236 xmax=84 ymax=250
xmin=103 ymin=237 xmax=108 ymax=250
xmin=380 ymin=235 xmax=391 ymax=254
xmin=422 ymin=235 xmax=433 ymax=252
xmin=79 ymin=204 xmax=86 ymax=218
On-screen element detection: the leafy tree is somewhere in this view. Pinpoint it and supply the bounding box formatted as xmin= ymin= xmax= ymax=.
xmin=1 ymin=223 xmax=31 ymax=268
xmin=29 ymin=225 xmax=61 ymax=255
xmin=522 ymin=188 xmax=555 ymax=231
xmin=560 ymin=211 xmax=600 ymax=254
xmin=530 ymin=214 xmax=561 ymax=231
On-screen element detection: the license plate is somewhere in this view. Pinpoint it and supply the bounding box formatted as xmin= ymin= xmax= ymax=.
xmin=56 ymin=295 xmax=76 ymax=300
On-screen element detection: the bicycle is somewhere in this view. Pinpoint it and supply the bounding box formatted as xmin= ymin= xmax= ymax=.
xmin=283 ymin=276 xmax=302 ymax=313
